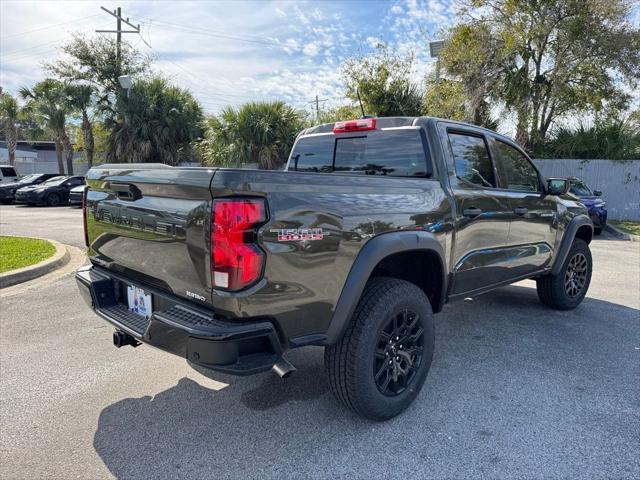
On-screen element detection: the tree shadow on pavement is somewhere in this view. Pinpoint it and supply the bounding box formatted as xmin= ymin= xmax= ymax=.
xmin=93 ymin=284 xmax=639 ymax=479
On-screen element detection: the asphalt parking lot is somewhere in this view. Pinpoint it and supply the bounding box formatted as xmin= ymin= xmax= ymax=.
xmin=1 ymin=203 xmax=639 ymax=479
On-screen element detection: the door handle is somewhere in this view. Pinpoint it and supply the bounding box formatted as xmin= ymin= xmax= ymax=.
xmin=463 ymin=207 xmax=483 ymax=218
xmin=514 ymin=207 xmax=528 ymax=216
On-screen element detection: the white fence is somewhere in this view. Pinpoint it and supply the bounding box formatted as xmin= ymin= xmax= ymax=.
xmin=533 ymin=159 xmax=640 ymax=221
xmin=14 ymin=158 xmax=89 ymax=176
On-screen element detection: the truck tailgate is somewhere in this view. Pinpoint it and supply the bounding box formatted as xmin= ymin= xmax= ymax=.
xmin=85 ymin=165 xmax=216 ymax=304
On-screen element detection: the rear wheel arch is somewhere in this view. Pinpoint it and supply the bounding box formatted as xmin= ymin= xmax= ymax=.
xmin=324 ymin=231 xmax=446 ymax=345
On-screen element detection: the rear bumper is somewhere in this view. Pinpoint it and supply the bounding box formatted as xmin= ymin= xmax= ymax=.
xmin=75 ymin=265 xmax=283 ymax=375
xmin=68 ymin=192 xmax=83 ymax=204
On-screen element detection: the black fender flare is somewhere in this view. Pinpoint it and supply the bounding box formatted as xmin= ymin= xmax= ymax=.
xmin=323 ymin=231 xmax=446 ymax=345
xmin=551 ymin=214 xmax=593 ymax=276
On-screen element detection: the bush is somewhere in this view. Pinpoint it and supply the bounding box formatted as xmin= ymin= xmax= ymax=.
xmin=535 ymin=118 xmax=640 ymax=160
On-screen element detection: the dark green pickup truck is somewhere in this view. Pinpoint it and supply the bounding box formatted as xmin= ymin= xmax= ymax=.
xmin=76 ymin=116 xmax=593 ymax=419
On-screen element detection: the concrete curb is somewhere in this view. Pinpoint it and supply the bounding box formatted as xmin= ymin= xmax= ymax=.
xmin=605 ymin=224 xmax=639 ymax=242
xmin=0 ymin=237 xmax=71 ymax=288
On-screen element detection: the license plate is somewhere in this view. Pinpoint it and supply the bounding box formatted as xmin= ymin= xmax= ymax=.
xmin=127 ymin=285 xmax=153 ymax=319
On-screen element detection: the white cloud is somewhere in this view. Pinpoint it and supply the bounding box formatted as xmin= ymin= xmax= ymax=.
xmin=302 ymin=42 xmax=320 ymax=56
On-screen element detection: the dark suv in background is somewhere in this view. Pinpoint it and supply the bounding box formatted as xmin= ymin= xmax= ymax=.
xmin=568 ymin=177 xmax=607 ymax=235
xmin=0 ymin=173 xmax=59 ymax=204
xmin=15 ymin=175 xmax=85 ymax=206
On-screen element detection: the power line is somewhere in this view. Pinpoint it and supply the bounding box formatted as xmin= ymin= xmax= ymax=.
xmin=0 ymin=14 xmax=100 ymax=39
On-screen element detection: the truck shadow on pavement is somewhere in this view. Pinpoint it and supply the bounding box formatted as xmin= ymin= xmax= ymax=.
xmin=93 ymin=284 xmax=639 ymax=479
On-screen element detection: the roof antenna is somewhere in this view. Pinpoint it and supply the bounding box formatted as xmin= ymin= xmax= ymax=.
xmin=356 ymin=89 xmax=366 ymax=118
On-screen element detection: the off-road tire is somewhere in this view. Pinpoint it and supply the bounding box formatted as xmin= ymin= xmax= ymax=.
xmin=324 ymin=277 xmax=435 ymax=420
xmin=0 ymin=199 xmax=12 ymax=205
xmin=46 ymin=193 xmax=60 ymax=207
xmin=536 ymin=238 xmax=592 ymax=310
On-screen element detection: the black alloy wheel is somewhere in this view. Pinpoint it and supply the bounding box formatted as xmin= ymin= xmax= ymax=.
xmin=47 ymin=193 xmax=60 ymax=206
xmin=374 ymin=309 xmax=424 ymax=396
xmin=564 ymin=252 xmax=588 ymax=298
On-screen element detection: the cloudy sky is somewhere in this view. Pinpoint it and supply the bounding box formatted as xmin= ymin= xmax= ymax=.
xmin=1 ymin=0 xmax=458 ymax=115
xmin=2 ymin=0 xmax=639 ymax=118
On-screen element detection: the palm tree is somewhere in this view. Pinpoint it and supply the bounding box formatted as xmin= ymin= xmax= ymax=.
xmin=199 ymin=101 xmax=304 ymax=169
xmin=106 ymin=77 xmax=204 ymax=165
xmin=66 ymin=84 xmax=95 ymax=167
xmin=0 ymin=93 xmax=19 ymax=166
xmin=19 ymin=79 xmax=73 ymax=174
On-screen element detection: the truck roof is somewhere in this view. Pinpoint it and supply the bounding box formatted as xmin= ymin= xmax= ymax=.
xmin=299 ymin=116 xmax=524 ymax=151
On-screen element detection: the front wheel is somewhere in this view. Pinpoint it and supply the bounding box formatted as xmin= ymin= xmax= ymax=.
xmin=536 ymin=238 xmax=592 ymax=310
xmin=46 ymin=193 xmax=60 ymax=207
xmin=324 ymin=277 xmax=435 ymax=420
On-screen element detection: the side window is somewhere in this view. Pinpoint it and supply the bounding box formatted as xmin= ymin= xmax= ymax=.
xmin=66 ymin=178 xmax=84 ymax=186
xmin=334 ymin=130 xmax=428 ymax=177
xmin=448 ymin=133 xmax=495 ymax=188
xmin=493 ymin=141 xmax=539 ymax=192
xmin=1 ymin=167 xmax=17 ymax=176
xmin=289 ymin=135 xmax=333 ymax=172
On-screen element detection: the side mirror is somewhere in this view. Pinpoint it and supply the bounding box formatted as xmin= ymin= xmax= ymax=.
xmin=546 ymin=178 xmax=570 ymax=196
xmin=593 ymin=190 xmax=602 ymax=196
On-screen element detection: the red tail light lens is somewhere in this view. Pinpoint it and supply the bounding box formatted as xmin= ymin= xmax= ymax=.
xmin=82 ymin=186 xmax=89 ymax=247
xmin=211 ymin=199 xmax=266 ymax=291
xmin=333 ymin=118 xmax=376 ymax=133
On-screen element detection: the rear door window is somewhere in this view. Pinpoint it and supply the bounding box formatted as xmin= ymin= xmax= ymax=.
xmin=447 ymin=132 xmax=496 ymax=188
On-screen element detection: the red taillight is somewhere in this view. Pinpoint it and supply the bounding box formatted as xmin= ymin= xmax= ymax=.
xmin=211 ymin=198 xmax=266 ymax=291
xmin=82 ymin=186 xmax=89 ymax=247
xmin=333 ymin=118 xmax=376 ymax=133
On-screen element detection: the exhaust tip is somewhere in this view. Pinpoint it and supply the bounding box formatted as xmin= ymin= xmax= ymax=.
xmin=272 ymin=357 xmax=296 ymax=378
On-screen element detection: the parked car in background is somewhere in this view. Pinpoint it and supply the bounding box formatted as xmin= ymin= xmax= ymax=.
xmin=568 ymin=177 xmax=607 ymax=235
xmin=15 ymin=175 xmax=85 ymax=206
xmin=0 ymin=165 xmax=19 ymax=184
xmin=0 ymin=173 xmax=59 ymax=204
xmin=68 ymin=184 xmax=86 ymax=206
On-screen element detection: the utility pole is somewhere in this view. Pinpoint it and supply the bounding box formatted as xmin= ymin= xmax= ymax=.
xmin=96 ymin=6 xmax=141 ymax=71
xmin=308 ymin=95 xmax=328 ymax=122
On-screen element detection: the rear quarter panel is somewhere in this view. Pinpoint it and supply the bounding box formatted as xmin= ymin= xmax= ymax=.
xmin=210 ymin=169 xmax=452 ymax=340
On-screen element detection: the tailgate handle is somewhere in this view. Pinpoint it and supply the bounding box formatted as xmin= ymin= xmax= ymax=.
xmin=111 ymin=183 xmax=142 ymax=201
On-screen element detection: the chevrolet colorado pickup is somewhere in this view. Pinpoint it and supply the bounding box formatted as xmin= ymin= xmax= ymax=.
xmin=76 ymin=117 xmax=593 ymax=420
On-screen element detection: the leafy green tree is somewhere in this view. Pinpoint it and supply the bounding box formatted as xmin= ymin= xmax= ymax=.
xmin=66 ymin=84 xmax=96 ymax=167
xmin=197 ymin=101 xmax=304 ymax=170
xmin=19 ymin=79 xmax=74 ymax=174
xmin=440 ymin=0 xmax=640 ymax=149
xmin=422 ymin=78 xmax=467 ymax=122
xmin=316 ymin=104 xmax=363 ymax=124
xmin=342 ymin=45 xmax=423 ymax=117
xmin=106 ymin=78 xmax=204 ymax=165
xmin=72 ymin=121 xmax=109 ymax=165
xmin=46 ymin=34 xmax=151 ymax=103
xmin=0 ymin=92 xmax=19 ymax=165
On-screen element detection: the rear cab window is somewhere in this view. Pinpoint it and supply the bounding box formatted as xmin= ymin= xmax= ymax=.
xmin=289 ymin=128 xmax=431 ymax=177
xmin=1 ymin=167 xmax=17 ymax=177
